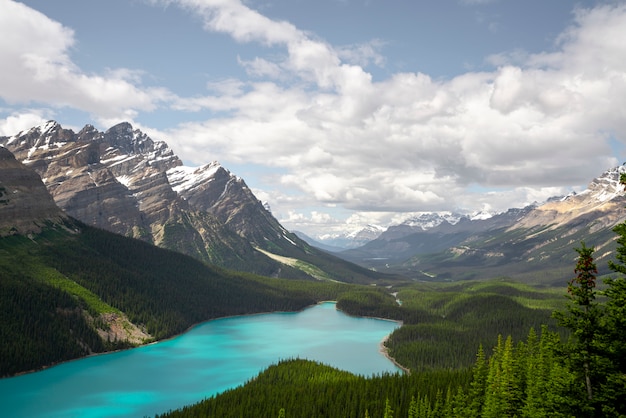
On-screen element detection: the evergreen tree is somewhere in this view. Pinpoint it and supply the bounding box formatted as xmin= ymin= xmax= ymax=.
xmin=597 ymin=275 xmax=626 ymax=416
xmin=407 ymin=396 xmax=418 ymax=418
xmin=383 ymin=398 xmax=394 ymax=418
xmin=466 ymin=344 xmax=488 ymax=417
xmin=601 ymin=170 xmax=626 ymax=415
xmin=553 ymin=241 xmax=600 ymax=414
xmin=521 ymin=326 xmax=572 ymax=418
xmin=482 ymin=335 xmax=522 ymax=417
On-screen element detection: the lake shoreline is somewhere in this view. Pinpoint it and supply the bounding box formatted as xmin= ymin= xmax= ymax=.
xmin=3 ymin=300 xmax=409 ymax=379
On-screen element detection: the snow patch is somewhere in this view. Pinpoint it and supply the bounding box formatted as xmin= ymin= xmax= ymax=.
xmin=117 ymin=175 xmax=132 ymax=187
xmin=283 ymin=234 xmax=297 ymax=246
xmin=167 ymin=163 xmax=221 ymax=193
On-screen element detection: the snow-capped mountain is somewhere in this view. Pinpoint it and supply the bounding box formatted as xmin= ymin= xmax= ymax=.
xmin=400 ymin=212 xmax=464 ymax=230
xmin=0 ymin=121 xmax=382 ymax=283
xmin=515 ymin=165 xmax=626 ymax=232
xmin=308 ymin=224 xmax=385 ymax=250
xmin=338 ymin=165 xmax=626 ymax=283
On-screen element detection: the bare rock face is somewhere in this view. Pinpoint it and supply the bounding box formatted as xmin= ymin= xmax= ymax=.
xmin=2 ymin=121 xmax=190 ymax=242
xmin=0 ymin=147 xmax=67 ymax=236
xmin=0 ymin=121 xmax=299 ymax=275
xmin=168 ymin=164 xmax=292 ymax=249
xmin=513 ymin=165 xmax=626 ymax=233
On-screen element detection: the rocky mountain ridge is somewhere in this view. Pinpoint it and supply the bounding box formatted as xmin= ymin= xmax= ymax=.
xmin=1 ymin=121 xmax=384 ymax=283
xmin=339 ymin=166 xmax=626 ymax=284
xmin=0 ymin=146 xmax=68 ymax=236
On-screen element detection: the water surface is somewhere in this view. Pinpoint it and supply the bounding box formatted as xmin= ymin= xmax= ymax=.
xmin=0 ymin=302 xmax=401 ymax=417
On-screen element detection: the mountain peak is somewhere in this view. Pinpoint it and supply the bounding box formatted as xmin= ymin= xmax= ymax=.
xmin=578 ymin=165 xmax=626 ymax=203
xmin=6 ymin=120 xmax=73 ymax=151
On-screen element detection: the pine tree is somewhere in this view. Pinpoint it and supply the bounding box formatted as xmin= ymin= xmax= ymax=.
xmin=553 ymin=241 xmax=600 ymax=414
xmin=597 ymin=275 xmax=626 ymax=416
xmin=601 ymin=172 xmax=626 ymax=415
xmin=520 ymin=326 xmax=572 ymax=418
xmin=383 ymin=398 xmax=394 ymax=418
xmin=482 ymin=335 xmax=520 ymax=417
xmin=407 ymin=396 xmax=418 ymax=418
xmin=466 ymin=344 xmax=488 ymax=417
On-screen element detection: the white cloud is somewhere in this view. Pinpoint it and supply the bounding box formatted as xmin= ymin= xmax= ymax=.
xmin=5 ymin=0 xmax=626 ymax=235
xmin=0 ymin=110 xmax=48 ymax=136
xmin=0 ymin=0 xmax=173 ymax=120
xmin=161 ymin=1 xmax=626 ymax=229
xmin=336 ymin=39 xmax=387 ymax=68
xmin=238 ymin=56 xmax=284 ymax=79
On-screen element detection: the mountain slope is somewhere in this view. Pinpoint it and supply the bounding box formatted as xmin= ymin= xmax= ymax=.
xmin=339 ymin=166 xmax=626 ymax=284
xmin=0 ymin=146 xmax=67 ymax=235
xmin=1 ymin=121 xmax=388 ymax=283
xmin=0 ymin=147 xmax=355 ymax=376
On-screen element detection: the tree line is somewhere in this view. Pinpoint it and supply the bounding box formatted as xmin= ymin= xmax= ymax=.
xmin=0 ymin=223 xmax=351 ymax=376
xmin=156 ymin=239 xmax=626 ymax=417
xmin=157 ymin=175 xmax=626 ymax=417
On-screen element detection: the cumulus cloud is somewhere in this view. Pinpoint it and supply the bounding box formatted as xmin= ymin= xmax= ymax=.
xmin=0 ymin=110 xmax=48 ymax=136
xmin=155 ymin=0 xmax=626 ymax=234
xmin=0 ymin=0 xmax=173 ymax=121
xmin=4 ymin=0 xmax=626 ymax=237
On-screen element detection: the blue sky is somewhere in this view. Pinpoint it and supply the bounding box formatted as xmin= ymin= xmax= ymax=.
xmin=1 ymin=0 xmax=625 ymax=238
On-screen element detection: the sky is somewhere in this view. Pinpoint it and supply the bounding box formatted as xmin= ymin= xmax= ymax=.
xmin=1 ymin=0 xmax=626 ymax=239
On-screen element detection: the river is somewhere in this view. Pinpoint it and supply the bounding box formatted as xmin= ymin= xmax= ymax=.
xmin=0 ymin=302 xmax=402 ymax=417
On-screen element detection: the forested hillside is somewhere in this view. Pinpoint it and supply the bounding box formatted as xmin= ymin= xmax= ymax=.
xmin=158 ymin=175 xmax=626 ymax=417
xmin=157 ymin=261 xmax=626 ymax=418
xmin=0 ymin=220 xmax=354 ymax=377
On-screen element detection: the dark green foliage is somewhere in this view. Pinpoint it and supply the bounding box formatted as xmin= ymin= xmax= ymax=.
xmin=383 ymin=281 xmax=563 ymax=372
xmin=553 ymin=242 xmax=600 ymax=412
xmin=156 ymin=359 xmax=471 ymax=418
xmin=6 ymin=195 xmax=626 ymax=417
xmin=156 ymin=280 xmax=567 ymax=417
xmin=0 ymin=222 xmax=350 ymax=376
xmin=598 ymin=176 xmax=626 ymax=416
xmin=337 ymin=289 xmax=404 ymax=320
xmin=0 ymin=274 xmax=106 ymax=376
xmin=38 ymin=226 xmax=318 ymax=339
xmin=598 ymin=275 xmax=626 ymax=416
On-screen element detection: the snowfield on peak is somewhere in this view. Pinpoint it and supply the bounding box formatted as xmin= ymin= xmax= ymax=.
xmin=167 ymin=163 xmax=222 ymax=194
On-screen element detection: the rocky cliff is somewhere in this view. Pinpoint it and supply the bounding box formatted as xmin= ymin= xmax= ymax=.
xmin=1 ymin=121 xmax=385 ymax=283
xmin=0 ymin=146 xmax=68 ymax=236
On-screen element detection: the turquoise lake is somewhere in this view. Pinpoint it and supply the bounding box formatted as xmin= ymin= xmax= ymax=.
xmin=0 ymin=302 xmax=402 ymax=417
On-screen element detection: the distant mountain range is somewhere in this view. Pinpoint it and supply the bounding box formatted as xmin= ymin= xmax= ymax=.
xmin=338 ymin=166 xmax=626 ymax=285
xmin=294 ymin=224 xmax=386 ymax=252
xmin=0 ymin=121 xmax=386 ymax=284
xmin=4 ymin=120 xmax=625 ymax=287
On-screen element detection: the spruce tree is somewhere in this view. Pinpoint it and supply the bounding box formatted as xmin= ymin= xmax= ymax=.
xmin=467 ymin=344 xmax=488 ymax=416
xmin=601 ymin=171 xmax=626 ymax=415
xmin=383 ymin=398 xmax=393 ymax=418
xmin=483 ymin=335 xmax=505 ymax=418
xmin=554 ymin=241 xmax=600 ymax=415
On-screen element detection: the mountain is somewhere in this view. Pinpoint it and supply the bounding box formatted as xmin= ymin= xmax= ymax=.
xmin=0 ymin=146 xmax=364 ymax=376
xmin=292 ymin=231 xmax=345 ymax=253
xmin=0 ymin=146 xmax=68 ymax=235
xmin=1 ymin=121 xmax=387 ymax=283
xmin=302 ymin=224 xmax=386 ymax=250
xmin=339 ymin=166 xmax=626 ymax=285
